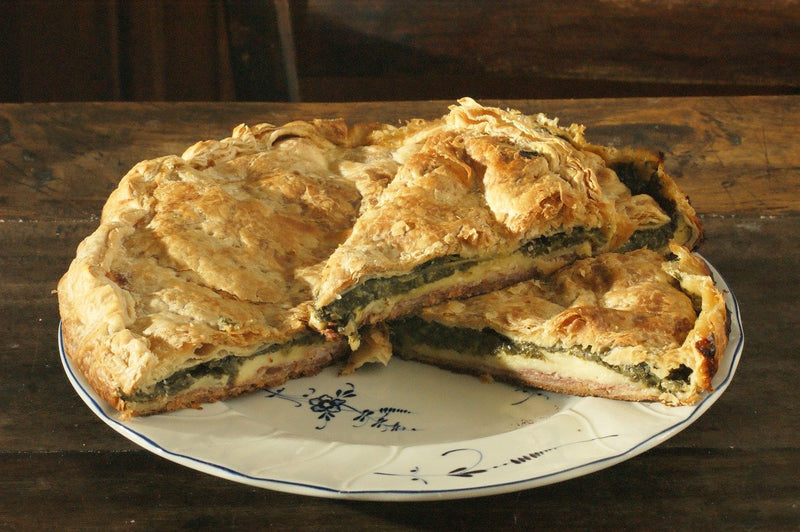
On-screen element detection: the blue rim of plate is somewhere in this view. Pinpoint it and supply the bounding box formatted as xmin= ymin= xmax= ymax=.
xmin=59 ymin=257 xmax=743 ymax=501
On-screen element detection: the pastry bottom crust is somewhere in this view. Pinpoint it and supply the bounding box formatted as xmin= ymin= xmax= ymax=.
xmin=395 ymin=347 xmax=692 ymax=406
xmin=61 ymin=320 xmax=348 ymax=419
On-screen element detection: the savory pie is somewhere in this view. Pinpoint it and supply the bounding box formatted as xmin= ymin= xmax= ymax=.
xmin=58 ymin=99 xmax=712 ymax=418
xmin=389 ymin=243 xmax=728 ymax=405
xmin=310 ymin=98 xmax=701 ymax=347
xmin=57 ymin=118 xmax=399 ymax=418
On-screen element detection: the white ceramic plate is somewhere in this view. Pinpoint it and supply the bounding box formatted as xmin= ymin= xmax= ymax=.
xmin=60 ymin=259 xmax=743 ymax=501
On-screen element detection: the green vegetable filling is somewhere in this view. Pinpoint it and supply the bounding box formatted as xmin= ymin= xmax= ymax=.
xmin=617 ymin=224 xmax=674 ymax=253
xmin=611 ymin=160 xmax=661 ymax=196
xmin=121 ymin=334 xmax=321 ymax=403
xmin=318 ymin=255 xmax=479 ymax=327
xmin=392 ymin=317 xmax=692 ymax=391
xmin=519 ymin=227 xmax=604 ymax=258
xmin=318 ymin=228 xmax=606 ymax=327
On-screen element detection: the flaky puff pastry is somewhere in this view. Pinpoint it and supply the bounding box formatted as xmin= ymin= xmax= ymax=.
xmin=397 ymin=243 xmax=727 ymax=405
xmin=57 ymin=118 xmax=400 ymax=417
xmin=58 ymin=99 xmax=705 ymax=417
xmin=314 ymin=100 xmax=617 ymax=304
xmin=311 ymin=98 xmax=698 ymax=339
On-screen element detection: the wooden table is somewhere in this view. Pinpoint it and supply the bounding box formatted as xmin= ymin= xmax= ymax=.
xmin=1 ymin=97 xmax=798 ymax=530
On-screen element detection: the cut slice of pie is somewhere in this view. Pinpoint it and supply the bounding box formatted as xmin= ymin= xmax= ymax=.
xmin=57 ymin=118 xmax=397 ymax=418
xmin=58 ymin=99 xmax=709 ymax=419
xmin=310 ymin=98 xmax=701 ymax=347
xmin=389 ymin=243 xmax=728 ymax=405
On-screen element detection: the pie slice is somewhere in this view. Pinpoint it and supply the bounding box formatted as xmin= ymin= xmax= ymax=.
xmin=58 ymin=99 xmax=708 ymax=418
xmin=389 ymin=243 xmax=728 ymax=405
xmin=310 ymin=98 xmax=701 ymax=346
xmin=57 ymin=118 xmax=397 ymax=418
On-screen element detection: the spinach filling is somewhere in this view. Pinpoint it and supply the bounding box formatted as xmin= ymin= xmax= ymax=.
xmin=317 ymin=158 xmax=682 ymax=330
xmin=519 ymin=227 xmax=604 ymax=258
xmin=392 ymin=316 xmax=516 ymax=359
xmin=617 ymin=224 xmax=674 ymax=253
xmin=318 ymin=255 xmax=479 ymax=327
xmin=611 ymin=160 xmax=661 ymax=197
xmin=611 ymin=160 xmax=680 ymax=251
xmin=391 ymin=317 xmax=692 ymax=392
xmin=121 ymin=334 xmax=321 ymax=403
xmin=317 ymin=228 xmax=606 ymax=327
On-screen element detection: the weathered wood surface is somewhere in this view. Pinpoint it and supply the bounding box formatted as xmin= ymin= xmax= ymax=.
xmin=2 ymin=97 xmax=798 ymax=222
xmin=294 ymin=0 xmax=800 ymax=101
xmin=4 ymin=1 xmax=800 ymax=103
xmin=1 ymin=447 xmax=797 ymax=530
xmin=1 ymin=97 xmax=798 ymax=529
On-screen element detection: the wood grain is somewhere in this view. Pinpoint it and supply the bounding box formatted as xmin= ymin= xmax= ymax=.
xmin=3 ymin=1 xmax=799 ymax=103
xmin=1 ymin=448 xmax=798 ymax=529
xmin=1 ymin=98 xmax=798 ymax=530
xmin=0 ymin=0 xmax=237 ymax=103
xmin=294 ymin=0 xmax=800 ymax=101
xmin=1 ymin=97 xmax=798 ymax=222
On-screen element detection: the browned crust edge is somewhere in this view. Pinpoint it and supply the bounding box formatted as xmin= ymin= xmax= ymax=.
xmin=595 ymin=145 xmax=704 ymax=251
xmin=395 ymin=349 xmax=694 ymax=406
xmin=671 ymin=247 xmax=729 ymax=395
xmin=62 ymin=320 xmax=348 ymax=419
xmin=391 ymin=247 xmax=729 ymax=407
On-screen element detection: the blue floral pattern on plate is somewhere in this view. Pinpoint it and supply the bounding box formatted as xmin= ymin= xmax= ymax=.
xmin=264 ymin=382 xmax=417 ymax=432
xmin=374 ymin=435 xmax=618 ymax=485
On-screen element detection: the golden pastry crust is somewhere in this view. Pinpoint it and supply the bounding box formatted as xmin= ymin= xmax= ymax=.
xmin=314 ymin=101 xmax=617 ymax=305
xmin=395 ymin=243 xmax=727 ymax=405
xmin=590 ymin=145 xmax=703 ymax=251
xmin=310 ymin=98 xmax=701 ymax=341
xmin=339 ymin=323 xmax=393 ymax=376
xmin=58 ymin=98 xmax=707 ymax=417
xmin=57 ymin=118 xmax=396 ymax=417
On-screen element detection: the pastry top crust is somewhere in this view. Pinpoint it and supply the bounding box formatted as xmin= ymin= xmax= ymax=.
xmin=58 ymin=98 xmax=706 ymax=413
xmin=57 ymin=119 xmax=396 ymax=398
xmin=312 ymin=98 xmax=672 ymax=308
xmin=418 ymin=242 xmax=727 ymax=398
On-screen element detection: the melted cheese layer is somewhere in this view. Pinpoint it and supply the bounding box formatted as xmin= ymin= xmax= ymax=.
xmin=121 ymin=337 xmax=345 ymax=414
xmin=322 ymin=242 xmax=594 ymax=348
xmin=403 ymin=342 xmax=640 ymax=389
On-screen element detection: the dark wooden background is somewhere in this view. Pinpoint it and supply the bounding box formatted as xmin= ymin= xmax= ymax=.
xmin=2 ymin=1 xmax=800 ymax=527
xmin=1 ymin=95 xmax=799 ymax=530
xmin=2 ymin=0 xmax=799 ymax=103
